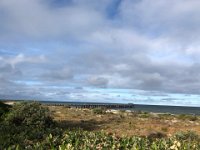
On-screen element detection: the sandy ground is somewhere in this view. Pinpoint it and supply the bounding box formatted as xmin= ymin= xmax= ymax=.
xmin=48 ymin=106 xmax=200 ymax=137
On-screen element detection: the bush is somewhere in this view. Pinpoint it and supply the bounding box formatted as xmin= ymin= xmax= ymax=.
xmin=147 ymin=131 xmax=167 ymax=140
xmin=5 ymin=102 xmax=53 ymax=127
xmin=92 ymin=107 xmax=106 ymax=114
xmin=175 ymin=131 xmax=199 ymax=141
xmin=178 ymin=114 xmax=198 ymax=121
xmin=0 ymin=101 xmax=55 ymax=148
xmin=6 ymin=130 xmax=200 ymax=150
xmin=188 ymin=115 xmax=198 ymax=121
xmin=0 ymin=101 xmax=11 ymax=119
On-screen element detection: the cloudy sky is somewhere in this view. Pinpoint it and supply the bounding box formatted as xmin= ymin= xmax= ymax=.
xmin=1 ymin=0 xmax=200 ymax=106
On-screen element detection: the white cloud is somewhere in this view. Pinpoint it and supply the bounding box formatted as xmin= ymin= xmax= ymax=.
xmin=1 ymin=0 xmax=200 ymax=105
xmin=0 ymin=0 xmax=106 ymax=40
xmin=1 ymin=54 xmax=46 ymax=68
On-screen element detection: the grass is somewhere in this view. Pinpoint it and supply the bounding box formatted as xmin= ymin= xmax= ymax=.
xmin=92 ymin=107 xmax=106 ymax=114
xmin=2 ymin=102 xmax=200 ymax=149
xmin=178 ymin=114 xmax=198 ymax=121
xmin=49 ymin=106 xmax=200 ymax=137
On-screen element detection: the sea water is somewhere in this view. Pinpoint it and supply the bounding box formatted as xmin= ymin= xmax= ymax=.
xmin=40 ymin=101 xmax=200 ymax=115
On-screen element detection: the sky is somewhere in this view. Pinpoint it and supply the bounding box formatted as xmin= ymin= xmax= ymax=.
xmin=1 ymin=0 xmax=200 ymax=106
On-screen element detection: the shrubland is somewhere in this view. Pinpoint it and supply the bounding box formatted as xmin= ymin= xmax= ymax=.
xmin=1 ymin=101 xmax=200 ymax=149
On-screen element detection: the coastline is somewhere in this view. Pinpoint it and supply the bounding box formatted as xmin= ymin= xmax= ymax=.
xmin=2 ymin=100 xmax=200 ymax=115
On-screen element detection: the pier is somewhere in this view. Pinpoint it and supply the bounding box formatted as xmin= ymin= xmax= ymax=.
xmin=1 ymin=100 xmax=135 ymax=109
xmin=45 ymin=103 xmax=134 ymax=109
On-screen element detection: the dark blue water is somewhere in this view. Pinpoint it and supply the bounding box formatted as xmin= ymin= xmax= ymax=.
xmin=133 ymin=104 xmax=200 ymax=115
xmin=40 ymin=101 xmax=200 ymax=115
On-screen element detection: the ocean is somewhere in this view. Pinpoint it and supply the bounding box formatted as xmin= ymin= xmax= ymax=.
xmin=40 ymin=101 xmax=200 ymax=115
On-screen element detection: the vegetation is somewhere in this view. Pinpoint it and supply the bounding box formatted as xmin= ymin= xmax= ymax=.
xmin=5 ymin=102 xmax=53 ymax=127
xmin=50 ymin=105 xmax=200 ymax=137
xmin=0 ymin=102 xmax=58 ymax=149
xmin=6 ymin=130 xmax=200 ymax=149
xmin=92 ymin=107 xmax=106 ymax=114
xmin=0 ymin=101 xmax=11 ymax=118
xmin=178 ymin=114 xmax=198 ymax=121
xmin=1 ymin=101 xmax=200 ymax=149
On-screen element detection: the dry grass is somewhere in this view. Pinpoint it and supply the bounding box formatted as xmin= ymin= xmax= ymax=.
xmin=48 ymin=105 xmax=200 ymax=137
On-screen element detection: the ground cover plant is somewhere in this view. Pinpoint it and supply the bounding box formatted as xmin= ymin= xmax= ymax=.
xmin=1 ymin=101 xmax=200 ymax=149
xmin=50 ymin=105 xmax=200 ymax=137
xmin=5 ymin=130 xmax=200 ymax=149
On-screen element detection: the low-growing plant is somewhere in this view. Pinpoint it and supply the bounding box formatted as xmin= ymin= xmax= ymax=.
xmin=158 ymin=113 xmax=174 ymax=120
xmin=139 ymin=113 xmax=151 ymax=118
xmin=147 ymin=131 xmax=167 ymax=140
xmin=161 ymin=127 xmax=168 ymax=132
xmin=2 ymin=102 xmax=200 ymax=150
xmin=178 ymin=114 xmax=198 ymax=121
xmin=175 ymin=131 xmax=199 ymax=141
xmin=0 ymin=102 xmax=56 ymax=148
xmin=0 ymin=101 xmax=11 ymax=119
xmin=92 ymin=107 xmax=106 ymax=114
xmin=188 ymin=115 xmax=198 ymax=121
xmin=119 ymin=109 xmax=126 ymax=113
xmin=4 ymin=101 xmax=53 ymax=127
xmin=6 ymin=130 xmax=200 ymax=150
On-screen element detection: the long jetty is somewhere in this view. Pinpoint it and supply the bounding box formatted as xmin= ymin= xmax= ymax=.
xmin=45 ymin=103 xmax=134 ymax=109
xmin=1 ymin=100 xmax=134 ymax=109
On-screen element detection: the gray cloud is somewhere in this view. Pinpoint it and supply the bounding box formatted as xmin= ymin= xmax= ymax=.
xmin=41 ymin=67 xmax=74 ymax=82
xmin=1 ymin=0 xmax=200 ymax=106
xmin=87 ymin=76 xmax=109 ymax=88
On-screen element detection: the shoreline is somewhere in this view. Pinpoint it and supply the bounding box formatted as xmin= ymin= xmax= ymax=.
xmin=1 ymin=100 xmax=200 ymax=115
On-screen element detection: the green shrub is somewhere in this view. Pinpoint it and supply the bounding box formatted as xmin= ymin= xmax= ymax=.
xmin=0 ymin=101 xmax=55 ymax=148
xmin=4 ymin=101 xmax=53 ymax=127
xmin=178 ymin=114 xmax=198 ymax=121
xmin=92 ymin=107 xmax=106 ymax=114
xmin=0 ymin=101 xmax=11 ymax=119
xmin=147 ymin=131 xmax=167 ymax=140
xmin=175 ymin=131 xmax=199 ymax=141
xmin=161 ymin=127 xmax=169 ymax=132
xmin=188 ymin=115 xmax=198 ymax=121
xmin=158 ymin=113 xmax=174 ymax=119
xmin=2 ymin=102 xmax=200 ymax=149
xmin=6 ymin=130 xmax=200 ymax=150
